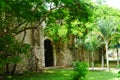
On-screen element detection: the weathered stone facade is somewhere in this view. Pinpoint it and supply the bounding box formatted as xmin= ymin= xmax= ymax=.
xmin=15 ymin=23 xmax=45 ymax=72
xmin=15 ymin=23 xmax=74 ymax=72
xmin=56 ymin=44 xmax=73 ymax=66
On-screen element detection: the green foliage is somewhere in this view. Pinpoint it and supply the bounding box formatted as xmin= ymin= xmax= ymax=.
xmin=70 ymin=20 xmax=85 ymax=37
xmin=44 ymin=0 xmax=94 ymax=44
xmin=1 ymin=0 xmax=47 ymax=21
xmin=0 ymin=35 xmax=30 ymax=68
xmin=58 ymin=25 xmax=68 ymax=37
xmin=118 ymin=71 xmax=120 ymax=78
xmin=97 ymin=17 xmax=116 ymax=40
xmin=85 ymin=32 xmax=102 ymax=52
xmin=72 ymin=62 xmax=88 ymax=80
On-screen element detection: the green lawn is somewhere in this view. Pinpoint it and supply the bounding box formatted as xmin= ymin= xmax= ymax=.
xmin=6 ymin=69 xmax=119 ymax=80
xmin=86 ymin=70 xmax=118 ymax=80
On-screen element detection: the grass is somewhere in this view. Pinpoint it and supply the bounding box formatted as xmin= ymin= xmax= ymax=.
xmin=86 ymin=70 xmax=118 ymax=80
xmin=6 ymin=69 xmax=73 ymax=80
xmin=5 ymin=69 xmax=119 ymax=80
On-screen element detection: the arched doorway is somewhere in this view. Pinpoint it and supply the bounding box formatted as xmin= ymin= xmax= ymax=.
xmin=44 ymin=39 xmax=54 ymax=67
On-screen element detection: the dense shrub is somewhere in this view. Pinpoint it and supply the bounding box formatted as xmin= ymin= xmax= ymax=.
xmin=72 ymin=61 xmax=88 ymax=80
xmin=118 ymin=71 xmax=120 ymax=78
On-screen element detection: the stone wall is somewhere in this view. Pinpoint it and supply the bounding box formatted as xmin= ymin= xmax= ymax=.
xmin=15 ymin=24 xmax=45 ymax=72
xmin=55 ymin=44 xmax=73 ymax=67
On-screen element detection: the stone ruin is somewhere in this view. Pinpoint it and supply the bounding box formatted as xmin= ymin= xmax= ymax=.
xmin=15 ymin=23 xmax=74 ymax=72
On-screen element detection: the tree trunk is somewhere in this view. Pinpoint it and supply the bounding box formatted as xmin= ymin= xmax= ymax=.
xmin=105 ymin=41 xmax=109 ymax=70
xmin=11 ymin=64 xmax=17 ymax=75
xmin=87 ymin=51 xmax=90 ymax=67
xmin=91 ymin=52 xmax=94 ymax=69
xmin=117 ymin=43 xmax=119 ymax=69
xmin=5 ymin=63 xmax=9 ymax=74
xmin=101 ymin=47 xmax=104 ymax=68
xmin=81 ymin=46 xmax=85 ymax=61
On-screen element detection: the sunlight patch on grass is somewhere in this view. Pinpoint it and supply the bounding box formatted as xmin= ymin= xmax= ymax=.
xmin=63 ymin=73 xmax=70 ymax=76
xmin=44 ymin=70 xmax=55 ymax=73
xmin=61 ymin=70 xmax=66 ymax=73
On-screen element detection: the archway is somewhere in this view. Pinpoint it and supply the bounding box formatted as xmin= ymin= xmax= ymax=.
xmin=44 ymin=39 xmax=54 ymax=67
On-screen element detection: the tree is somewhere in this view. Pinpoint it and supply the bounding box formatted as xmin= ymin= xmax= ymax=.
xmin=109 ymin=25 xmax=120 ymax=68
xmin=89 ymin=2 xmax=120 ymax=69
xmin=95 ymin=17 xmax=117 ymax=70
xmin=85 ymin=32 xmax=102 ymax=69
xmin=0 ymin=35 xmax=30 ymax=75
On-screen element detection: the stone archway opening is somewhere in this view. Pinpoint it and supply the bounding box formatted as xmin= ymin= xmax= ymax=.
xmin=44 ymin=39 xmax=54 ymax=67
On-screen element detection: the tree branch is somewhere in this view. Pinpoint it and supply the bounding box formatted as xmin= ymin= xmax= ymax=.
xmin=12 ymin=21 xmax=26 ymax=32
xmin=21 ymin=22 xmax=28 ymax=44
xmin=35 ymin=5 xmax=65 ymax=28
xmin=15 ymin=5 xmax=65 ymax=35
xmin=15 ymin=26 xmax=37 ymax=36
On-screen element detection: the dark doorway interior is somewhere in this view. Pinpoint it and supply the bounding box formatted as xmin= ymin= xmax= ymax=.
xmin=44 ymin=39 xmax=54 ymax=67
